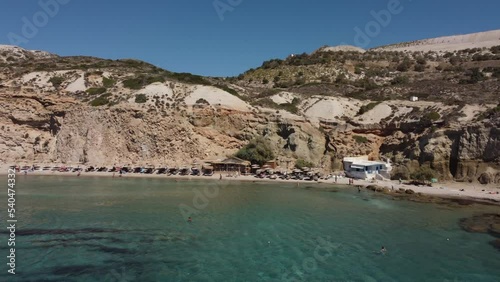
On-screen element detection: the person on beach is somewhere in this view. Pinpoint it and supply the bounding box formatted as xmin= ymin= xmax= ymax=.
xmin=219 ymin=174 xmax=222 ymax=180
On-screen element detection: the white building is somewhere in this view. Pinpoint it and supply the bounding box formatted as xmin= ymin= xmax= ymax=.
xmin=343 ymin=156 xmax=392 ymax=180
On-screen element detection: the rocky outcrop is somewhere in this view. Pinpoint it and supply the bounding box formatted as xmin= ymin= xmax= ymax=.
xmin=1 ymin=44 xmax=499 ymax=183
xmin=459 ymin=214 xmax=500 ymax=236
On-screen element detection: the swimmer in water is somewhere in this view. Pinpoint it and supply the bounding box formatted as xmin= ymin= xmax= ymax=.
xmin=187 ymin=217 xmax=192 ymax=223
xmin=380 ymin=246 xmax=387 ymax=254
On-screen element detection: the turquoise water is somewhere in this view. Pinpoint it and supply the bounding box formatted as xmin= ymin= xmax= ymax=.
xmin=0 ymin=175 xmax=499 ymax=282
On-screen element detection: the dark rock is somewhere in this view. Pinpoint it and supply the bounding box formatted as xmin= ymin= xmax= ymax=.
xmin=489 ymin=239 xmax=500 ymax=251
xmin=491 ymin=223 xmax=500 ymax=237
xmin=478 ymin=173 xmax=492 ymax=185
xmin=405 ymin=189 xmax=415 ymax=194
xmin=459 ymin=214 xmax=500 ymax=236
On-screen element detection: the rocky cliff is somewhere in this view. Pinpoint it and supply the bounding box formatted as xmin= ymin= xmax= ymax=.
xmin=0 ymin=39 xmax=499 ymax=184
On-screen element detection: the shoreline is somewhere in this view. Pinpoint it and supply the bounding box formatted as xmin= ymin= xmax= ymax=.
xmin=3 ymin=165 xmax=500 ymax=205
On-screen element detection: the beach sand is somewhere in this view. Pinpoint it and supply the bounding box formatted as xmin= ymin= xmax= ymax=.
xmin=2 ymin=164 xmax=499 ymax=204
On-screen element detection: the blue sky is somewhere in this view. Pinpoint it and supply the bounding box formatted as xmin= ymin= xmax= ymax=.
xmin=1 ymin=0 xmax=499 ymax=77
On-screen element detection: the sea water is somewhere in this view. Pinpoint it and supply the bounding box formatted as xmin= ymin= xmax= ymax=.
xmin=0 ymin=175 xmax=499 ymax=281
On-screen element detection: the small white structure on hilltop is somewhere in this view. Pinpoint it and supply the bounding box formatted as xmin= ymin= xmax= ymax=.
xmin=343 ymin=156 xmax=392 ymax=180
xmin=410 ymin=96 xmax=419 ymax=102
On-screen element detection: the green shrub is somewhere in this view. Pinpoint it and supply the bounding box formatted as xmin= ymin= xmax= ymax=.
xmin=357 ymin=102 xmax=380 ymax=115
xmin=123 ymin=78 xmax=143 ymax=90
xmin=252 ymin=97 xmax=300 ymax=114
xmin=102 ymin=77 xmax=115 ymax=88
xmin=123 ymin=75 xmax=166 ymax=89
xmin=449 ymin=56 xmax=461 ymax=65
xmin=213 ymin=84 xmax=241 ymax=98
xmin=491 ymin=45 xmax=500 ymax=54
xmin=468 ymin=68 xmax=485 ymax=84
xmin=353 ymin=135 xmax=369 ymax=143
xmin=414 ymin=64 xmax=425 ymax=72
xmin=48 ymin=76 xmax=65 ymax=88
xmin=261 ymin=59 xmax=283 ymax=69
xmin=396 ymin=58 xmax=412 ymax=72
xmin=410 ymin=167 xmax=436 ymax=183
xmin=391 ymin=75 xmax=409 ymax=85
xmin=235 ymin=137 xmax=275 ymax=165
xmin=86 ymin=87 xmax=106 ymax=95
xmin=257 ymin=88 xmax=281 ymax=98
xmin=493 ymin=69 xmax=500 ymax=78
xmin=90 ymin=94 xmax=111 ymax=107
xmin=167 ymin=72 xmax=210 ymax=85
xmin=135 ymin=94 xmax=147 ymax=103
xmin=424 ymin=111 xmax=441 ymax=121
xmin=416 ymin=57 xmax=427 ymax=65
xmin=195 ymin=98 xmax=209 ymax=105
xmin=459 ymin=68 xmax=485 ymax=84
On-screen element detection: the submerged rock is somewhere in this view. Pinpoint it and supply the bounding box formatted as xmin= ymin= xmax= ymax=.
xmin=490 ymin=239 xmax=500 ymax=251
xmin=458 ymin=214 xmax=500 ymax=237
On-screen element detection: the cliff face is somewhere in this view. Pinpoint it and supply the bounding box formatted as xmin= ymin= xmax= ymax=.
xmin=0 ymin=44 xmax=499 ymax=184
xmin=454 ymin=124 xmax=500 ymax=183
xmin=0 ymin=92 xmax=327 ymax=169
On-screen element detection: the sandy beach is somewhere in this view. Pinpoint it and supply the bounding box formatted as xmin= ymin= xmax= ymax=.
xmin=3 ymin=163 xmax=499 ymax=204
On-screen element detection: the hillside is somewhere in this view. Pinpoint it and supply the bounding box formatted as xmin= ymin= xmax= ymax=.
xmin=373 ymin=29 xmax=500 ymax=52
xmin=1 ymin=32 xmax=500 ymax=184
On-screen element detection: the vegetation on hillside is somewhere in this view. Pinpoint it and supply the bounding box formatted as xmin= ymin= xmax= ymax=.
xmin=235 ymin=137 xmax=275 ymax=165
xmin=90 ymin=93 xmax=111 ymax=107
xmin=135 ymin=94 xmax=147 ymax=103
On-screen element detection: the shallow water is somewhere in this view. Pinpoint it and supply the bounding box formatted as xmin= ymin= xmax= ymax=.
xmin=0 ymin=175 xmax=499 ymax=281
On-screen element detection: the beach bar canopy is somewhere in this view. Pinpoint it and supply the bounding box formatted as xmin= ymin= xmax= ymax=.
xmin=212 ymin=157 xmax=251 ymax=173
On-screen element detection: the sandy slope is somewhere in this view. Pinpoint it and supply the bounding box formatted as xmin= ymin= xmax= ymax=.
xmin=374 ymin=29 xmax=500 ymax=52
xmin=65 ymin=73 xmax=86 ymax=92
xmin=185 ymin=85 xmax=253 ymax=112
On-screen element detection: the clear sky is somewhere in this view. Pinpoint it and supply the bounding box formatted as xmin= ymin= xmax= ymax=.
xmin=1 ymin=0 xmax=499 ymax=77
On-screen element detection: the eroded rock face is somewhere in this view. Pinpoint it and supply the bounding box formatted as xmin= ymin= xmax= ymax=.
xmin=377 ymin=120 xmax=500 ymax=184
xmin=0 ymin=59 xmax=498 ymax=181
xmin=0 ymin=92 xmax=329 ymax=167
